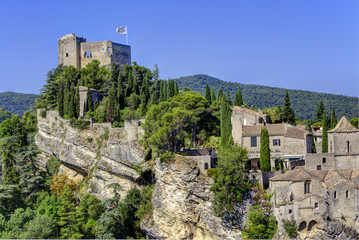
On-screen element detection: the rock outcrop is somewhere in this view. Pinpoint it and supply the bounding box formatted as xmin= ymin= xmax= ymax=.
xmin=142 ymin=156 xmax=249 ymax=240
xmin=35 ymin=110 xmax=145 ymax=199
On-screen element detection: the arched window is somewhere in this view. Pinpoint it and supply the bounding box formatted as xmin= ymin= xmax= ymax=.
xmin=204 ymin=163 xmax=209 ymax=170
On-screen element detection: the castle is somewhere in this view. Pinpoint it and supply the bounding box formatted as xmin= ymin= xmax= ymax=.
xmin=58 ymin=33 xmax=131 ymax=68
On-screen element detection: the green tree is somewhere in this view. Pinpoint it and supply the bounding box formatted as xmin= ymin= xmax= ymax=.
xmin=68 ymin=84 xmax=75 ymax=118
xmin=74 ymin=86 xmax=80 ymax=118
xmin=86 ymin=87 xmax=93 ymax=113
xmin=226 ymin=90 xmax=233 ymax=106
xmin=22 ymin=214 xmax=58 ymax=239
xmin=330 ymin=106 xmax=338 ymax=129
xmin=234 ymin=87 xmax=243 ymax=106
xmin=63 ymin=81 xmax=71 ymax=117
xmin=211 ymin=144 xmax=249 ymax=216
xmin=0 ymin=115 xmax=26 ymax=146
xmin=174 ymin=80 xmax=179 ymax=95
xmin=217 ymin=88 xmax=223 ymax=101
xmin=316 ymin=101 xmax=325 ymax=122
xmin=220 ymin=98 xmax=233 ymax=147
xmin=205 ymin=83 xmax=211 ymax=104
xmin=153 ymin=64 xmax=159 ymax=81
xmin=283 ymin=90 xmax=295 ymax=124
xmin=1 ymin=207 xmax=36 ymax=239
xmin=210 ymin=87 xmax=216 ymax=104
xmin=117 ymin=73 xmax=125 ymax=110
xmin=107 ymin=83 xmax=117 ymax=122
xmin=57 ymin=82 xmax=64 ymax=117
xmin=259 ymin=127 xmax=271 ymax=171
xmin=242 ymin=205 xmax=277 ymax=239
xmin=120 ymin=188 xmax=143 ymax=238
xmin=0 ymin=136 xmax=20 ymax=185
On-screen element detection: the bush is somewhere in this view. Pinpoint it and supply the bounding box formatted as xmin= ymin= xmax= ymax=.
xmin=207 ymin=168 xmax=218 ymax=178
xmin=70 ymin=118 xmax=90 ymax=130
xmin=242 ymin=205 xmax=277 ymax=239
xmin=160 ymin=152 xmax=174 ymax=164
xmin=283 ymin=219 xmax=297 ymax=238
xmin=40 ymin=110 xmax=47 ymax=118
xmin=350 ymin=118 xmax=358 ymax=129
xmin=46 ymin=156 xmax=61 ymax=175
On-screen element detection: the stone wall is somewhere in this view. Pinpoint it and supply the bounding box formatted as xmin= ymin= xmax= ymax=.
xmin=35 ymin=110 xmax=145 ymax=199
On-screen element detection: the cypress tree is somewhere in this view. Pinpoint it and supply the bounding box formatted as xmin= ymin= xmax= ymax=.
xmin=210 ymin=87 xmax=216 ymax=104
xmin=218 ymin=88 xmax=223 ymax=101
xmin=315 ymin=101 xmax=325 ymax=122
xmin=74 ymin=86 xmax=80 ymax=118
xmin=117 ymin=73 xmax=125 ymax=110
xmin=330 ymin=106 xmax=338 ymax=129
xmin=159 ymin=80 xmax=165 ymax=102
xmin=63 ymin=81 xmax=71 ymax=117
xmin=107 ymin=84 xmax=116 ymax=122
xmin=322 ymin=113 xmax=329 ymax=153
xmin=168 ymin=79 xmax=175 ymax=98
xmin=140 ymin=75 xmax=150 ymax=115
xmin=205 ymin=83 xmax=211 ymax=104
xmin=57 ymin=82 xmax=64 ymax=117
xmin=153 ymin=64 xmax=159 ymax=81
xmin=0 ymin=137 xmax=20 ymax=185
xmin=174 ymin=80 xmax=179 ymax=95
xmin=126 ymin=70 xmax=134 ymax=97
xmin=220 ymin=98 xmax=233 ymax=147
xmin=283 ymin=90 xmax=295 ymax=124
xmin=86 ymin=87 xmax=93 ymax=113
xmin=234 ymin=87 xmax=243 ymax=106
xmin=68 ymin=84 xmax=75 ymax=119
xmin=259 ymin=127 xmax=271 ymax=171
xmin=308 ymin=122 xmax=317 ymax=153
xmin=164 ymin=82 xmax=169 ymax=101
xmin=226 ymin=90 xmax=233 ymax=106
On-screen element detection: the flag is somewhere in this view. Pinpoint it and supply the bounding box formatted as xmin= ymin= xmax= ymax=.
xmin=116 ymin=26 xmax=127 ymax=34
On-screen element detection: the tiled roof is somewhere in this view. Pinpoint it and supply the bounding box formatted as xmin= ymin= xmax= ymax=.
xmin=242 ymin=123 xmax=307 ymax=139
xmin=232 ymin=106 xmax=267 ymax=117
xmin=328 ymin=116 xmax=358 ymax=133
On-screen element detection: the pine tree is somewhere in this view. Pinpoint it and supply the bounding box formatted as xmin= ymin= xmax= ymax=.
xmin=234 ymin=87 xmax=243 ymax=106
xmin=153 ymin=64 xmax=159 ymax=81
xmin=63 ymin=81 xmax=71 ymax=117
xmin=159 ymin=80 xmax=165 ymax=102
xmin=220 ymin=98 xmax=233 ymax=147
xmin=226 ymin=90 xmax=233 ymax=106
xmin=68 ymin=84 xmax=75 ymax=118
xmin=168 ymin=79 xmax=175 ymax=99
xmin=57 ymin=82 xmax=64 ymax=117
xmin=322 ymin=113 xmax=329 ymax=153
xmin=259 ymin=127 xmax=271 ymax=171
xmin=210 ymin=87 xmax=216 ymax=104
xmin=117 ymin=73 xmax=125 ymax=110
xmin=86 ymin=87 xmax=93 ymax=113
xmin=0 ymin=136 xmax=20 ymax=185
xmin=315 ymin=101 xmax=325 ymax=122
xmin=125 ymin=69 xmax=134 ymax=97
xmin=164 ymin=82 xmax=169 ymax=101
xmin=140 ymin=74 xmax=150 ymax=115
xmin=330 ymin=106 xmax=338 ymax=129
xmin=205 ymin=83 xmax=211 ymax=104
xmin=74 ymin=86 xmax=80 ymax=118
xmin=283 ymin=90 xmax=295 ymax=124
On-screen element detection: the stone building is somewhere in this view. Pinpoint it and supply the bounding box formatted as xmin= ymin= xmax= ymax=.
xmin=305 ymin=116 xmax=359 ymax=171
xmin=270 ymin=167 xmax=359 ymax=233
xmin=231 ymin=106 xmax=312 ymax=170
xmin=78 ymin=86 xmax=100 ymax=118
xmin=58 ymin=33 xmax=131 ymax=68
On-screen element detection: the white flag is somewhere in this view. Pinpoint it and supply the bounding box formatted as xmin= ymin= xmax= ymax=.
xmin=116 ymin=26 xmax=127 ymax=34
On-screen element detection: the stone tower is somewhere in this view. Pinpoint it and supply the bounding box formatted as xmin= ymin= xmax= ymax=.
xmin=58 ymin=33 xmax=131 ymax=68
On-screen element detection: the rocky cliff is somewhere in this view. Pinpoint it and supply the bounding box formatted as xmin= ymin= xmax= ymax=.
xmin=35 ymin=110 xmax=145 ymax=199
xmin=142 ymin=156 xmax=251 ymax=240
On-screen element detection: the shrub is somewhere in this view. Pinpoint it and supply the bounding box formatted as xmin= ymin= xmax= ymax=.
xmin=87 ymin=136 xmax=93 ymax=143
xmin=283 ymin=219 xmax=297 ymax=238
xmin=160 ymin=152 xmax=174 ymax=164
xmin=207 ymin=168 xmax=218 ymax=178
xmin=40 ymin=110 xmax=47 ymax=118
xmin=46 ymin=156 xmax=61 ymax=175
xmin=70 ymin=118 xmax=90 ymax=130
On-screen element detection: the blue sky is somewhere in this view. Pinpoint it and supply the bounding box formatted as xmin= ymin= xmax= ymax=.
xmin=0 ymin=0 xmax=358 ymax=97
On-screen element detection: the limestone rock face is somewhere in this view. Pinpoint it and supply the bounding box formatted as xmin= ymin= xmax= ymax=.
xmin=35 ymin=110 xmax=145 ymax=199
xmin=142 ymin=157 xmax=243 ymax=240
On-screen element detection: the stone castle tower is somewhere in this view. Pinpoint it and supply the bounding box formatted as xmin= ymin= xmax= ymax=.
xmin=58 ymin=33 xmax=131 ymax=68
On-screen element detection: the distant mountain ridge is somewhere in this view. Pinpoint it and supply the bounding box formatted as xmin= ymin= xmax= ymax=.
xmin=0 ymin=92 xmax=38 ymax=116
xmin=175 ymin=74 xmax=358 ymax=120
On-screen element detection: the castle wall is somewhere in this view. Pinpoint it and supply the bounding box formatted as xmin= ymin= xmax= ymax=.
xmin=58 ymin=34 xmax=85 ymax=68
xmin=330 ymin=132 xmax=359 ymax=156
xmin=80 ymin=41 xmax=113 ymax=68
xmin=305 ymin=153 xmax=336 ymax=171
xmin=111 ymin=43 xmax=131 ymax=66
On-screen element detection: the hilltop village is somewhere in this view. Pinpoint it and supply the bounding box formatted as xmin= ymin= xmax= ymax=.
xmin=0 ymin=33 xmax=357 ymax=239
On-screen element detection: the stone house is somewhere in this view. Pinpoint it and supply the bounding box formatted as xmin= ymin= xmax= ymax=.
xmin=305 ymin=116 xmax=359 ymax=171
xmin=58 ymin=33 xmax=131 ymax=69
xmin=270 ymin=168 xmax=359 ymax=233
xmin=231 ymin=106 xmax=312 ymax=170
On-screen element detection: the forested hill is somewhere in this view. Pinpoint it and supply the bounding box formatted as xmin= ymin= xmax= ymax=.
xmin=0 ymin=92 xmax=38 ymax=116
xmin=175 ymin=74 xmax=358 ymax=120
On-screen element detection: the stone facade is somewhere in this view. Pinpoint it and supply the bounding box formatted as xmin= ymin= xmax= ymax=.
xmin=58 ymin=33 xmax=131 ymax=68
xmin=78 ymin=86 xmax=100 ymax=118
xmin=231 ymin=106 xmax=312 ymax=170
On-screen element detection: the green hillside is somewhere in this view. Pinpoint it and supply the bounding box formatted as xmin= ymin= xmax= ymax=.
xmin=175 ymin=74 xmax=358 ymax=120
xmin=0 ymin=92 xmax=38 ymax=116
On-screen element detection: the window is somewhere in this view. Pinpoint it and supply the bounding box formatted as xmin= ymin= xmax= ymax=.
xmin=330 ymin=142 xmax=332 ymax=153
xmin=102 ymin=48 xmax=104 ymax=51
xmin=347 ymin=141 xmax=350 ymax=154
xmin=65 ymin=53 xmax=68 ymax=57
xmin=251 ymin=136 xmax=257 ymax=147
xmin=314 ymin=203 xmax=318 ymax=209
xmin=289 ymin=209 xmax=292 ymax=214
xmin=107 ymin=47 xmax=111 ymax=53
xmin=204 ymin=163 xmax=208 ymax=170
xmin=322 ymin=158 xmax=326 ymax=164
xmin=273 ymin=139 xmax=280 ymax=146
xmin=346 ymin=190 xmax=349 ymax=198
xmin=84 ymin=51 xmax=91 ymax=58
xmin=304 ymin=181 xmax=310 ymax=194
xmin=334 ymin=191 xmax=337 ymax=199
xmin=317 ymin=165 xmax=321 ymax=170
xmin=314 ymin=136 xmax=317 ymax=142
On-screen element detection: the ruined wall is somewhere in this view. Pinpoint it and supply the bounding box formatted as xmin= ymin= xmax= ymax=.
xmin=35 ymin=110 xmax=145 ymax=199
